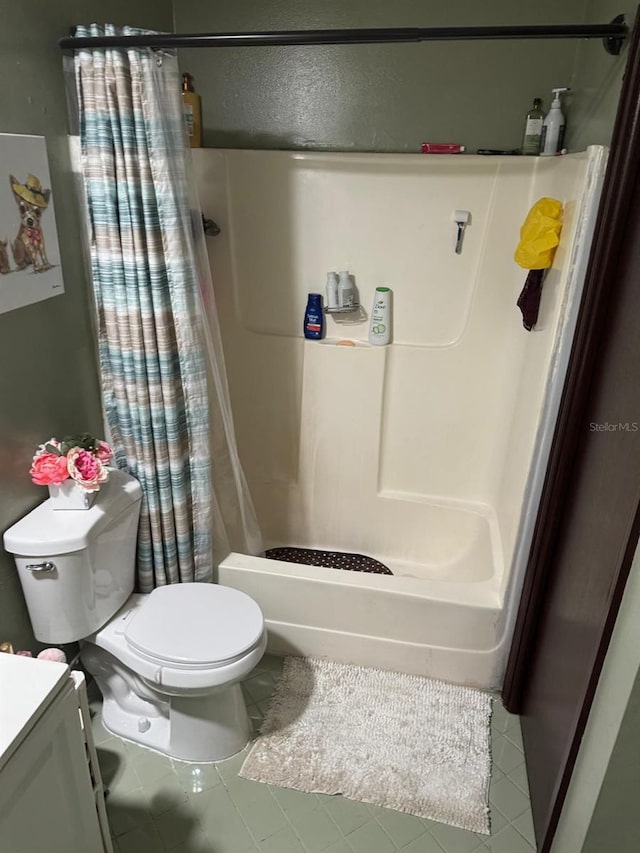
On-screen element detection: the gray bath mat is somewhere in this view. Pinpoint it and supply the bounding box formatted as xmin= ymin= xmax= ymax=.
xmin=240 ymin=656 xmax=492 ymax=834
xmin=265 ymin=547 xmax=392 ymax=575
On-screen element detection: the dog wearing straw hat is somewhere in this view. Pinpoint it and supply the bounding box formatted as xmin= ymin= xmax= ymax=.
xmin=10 ymin=174 xmax=54 ymax=273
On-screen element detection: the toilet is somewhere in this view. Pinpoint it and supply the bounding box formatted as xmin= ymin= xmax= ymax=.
xmin=3 ymin=469 xmax=267 ymax=762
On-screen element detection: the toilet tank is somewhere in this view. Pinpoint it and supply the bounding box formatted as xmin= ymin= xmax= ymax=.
xmin=3 ymin=470 xmax=143 ymax=644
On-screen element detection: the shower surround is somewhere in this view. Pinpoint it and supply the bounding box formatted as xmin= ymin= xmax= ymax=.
xmin=194 ymin=147 xmax=606 ymax=689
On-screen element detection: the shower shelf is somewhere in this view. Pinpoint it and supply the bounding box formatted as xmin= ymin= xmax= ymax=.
xmin=324 ymin=304 xmax=361 ymax=314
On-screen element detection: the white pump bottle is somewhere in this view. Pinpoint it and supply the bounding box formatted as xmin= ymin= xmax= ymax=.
xmin=541 ymin=88 xmax=570 ymax=156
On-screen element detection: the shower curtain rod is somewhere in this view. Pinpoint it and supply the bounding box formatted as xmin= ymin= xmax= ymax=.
xmin=59 ymin=19 xmax=628 ymax=55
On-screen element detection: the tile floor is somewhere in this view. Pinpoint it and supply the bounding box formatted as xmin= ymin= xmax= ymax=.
xmin=89 ymin=655 xmax=536 ymax=853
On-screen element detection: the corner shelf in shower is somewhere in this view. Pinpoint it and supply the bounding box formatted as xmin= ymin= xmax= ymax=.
xmin=324 ymin=304 xmax=361 ymax=314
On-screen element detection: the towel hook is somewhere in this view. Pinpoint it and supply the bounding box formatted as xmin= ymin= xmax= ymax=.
xmin=453 ymin=210 xmax=470 ymax=254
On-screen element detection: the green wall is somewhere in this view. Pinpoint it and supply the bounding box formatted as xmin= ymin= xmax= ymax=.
xmin=566 ymin=0 xmax=634 ymax=151
xmin=174 ymin=0 xmax=608 ymax=153
xmin=0 ymin=0 xmax=173 ymax=652
xmin=582 ymin=663 xmax=640 ymax=852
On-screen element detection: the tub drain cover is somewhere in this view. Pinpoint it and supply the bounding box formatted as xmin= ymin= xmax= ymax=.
xmin=265 ymin=547 xmax=392 ymax=575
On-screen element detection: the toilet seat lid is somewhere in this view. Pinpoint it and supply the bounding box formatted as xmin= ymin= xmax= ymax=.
xmin=124 ymin=584 xmax=264 ymax=667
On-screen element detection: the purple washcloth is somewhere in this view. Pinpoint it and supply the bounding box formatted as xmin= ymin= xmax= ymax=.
xmin=517 ymin=269 xmax=545 ymax=331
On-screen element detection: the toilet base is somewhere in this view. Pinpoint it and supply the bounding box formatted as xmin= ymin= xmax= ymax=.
xmin=83 ymin=643 xmax=255 ymax=762
xmin=170 ymin=687 xmax=252 ymax=762
xmin=101 ymin=683 xmax=252 ymax=762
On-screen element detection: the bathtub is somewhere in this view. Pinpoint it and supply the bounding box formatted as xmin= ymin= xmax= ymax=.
xmin=219 ymin=496 xmax=503 ymax=687
xmin=195 ymin=146 xmax=607 ymax=690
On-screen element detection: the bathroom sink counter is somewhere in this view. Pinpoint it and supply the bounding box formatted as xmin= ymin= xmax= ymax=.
xmin=0 ymin=653 xmax=68 ymax=771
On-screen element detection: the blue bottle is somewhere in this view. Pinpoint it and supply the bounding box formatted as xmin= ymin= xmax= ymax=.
xmin=304 ymin=293 xmax=325 ymax=340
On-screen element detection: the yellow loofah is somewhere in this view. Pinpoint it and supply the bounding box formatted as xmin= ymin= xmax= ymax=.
xmin=514 ymin=197 xmax=563 ymax=270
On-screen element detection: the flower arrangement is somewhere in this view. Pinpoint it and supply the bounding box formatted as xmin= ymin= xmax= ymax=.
xmin=30 ymin=433 xmax=113 ymax=493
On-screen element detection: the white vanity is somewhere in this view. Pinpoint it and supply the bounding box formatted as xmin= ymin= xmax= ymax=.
xmin=0 ymin=654 xmax=112 ymax=852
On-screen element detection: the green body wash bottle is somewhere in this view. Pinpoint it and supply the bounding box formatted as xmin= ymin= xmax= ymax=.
xmin=522 ymin=98 xmax=544 ymax=155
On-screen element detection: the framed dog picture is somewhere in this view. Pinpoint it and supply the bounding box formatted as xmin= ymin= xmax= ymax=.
xmin=0 ymin=133 xmax=64 ymax=314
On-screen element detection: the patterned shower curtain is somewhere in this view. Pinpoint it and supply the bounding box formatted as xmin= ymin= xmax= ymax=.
xmin=72 ymin=25 xmax=212 ymax=590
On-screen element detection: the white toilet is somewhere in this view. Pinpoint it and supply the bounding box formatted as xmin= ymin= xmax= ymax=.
xmin=3 ymin=470 xmax=267 ymax=762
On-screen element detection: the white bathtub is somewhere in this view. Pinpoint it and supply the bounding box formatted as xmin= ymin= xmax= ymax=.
xmin=196 ymin=147 xmax=607 ymax=690
xmin=219 ymin=497 xmax=503 ymax=687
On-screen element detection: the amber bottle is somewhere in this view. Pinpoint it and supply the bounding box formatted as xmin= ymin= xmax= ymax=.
xmin=182 ymin=72 xmax=202 ymax=148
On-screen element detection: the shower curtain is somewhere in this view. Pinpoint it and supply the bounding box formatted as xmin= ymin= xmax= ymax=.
xmin=69 ymin=24 xmax=262 ymax=591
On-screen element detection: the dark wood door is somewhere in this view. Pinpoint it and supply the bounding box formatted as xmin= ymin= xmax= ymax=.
xmin=503 ymin=10 xmax=640 ymax=851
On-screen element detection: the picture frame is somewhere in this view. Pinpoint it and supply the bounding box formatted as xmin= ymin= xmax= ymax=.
xmin=0 ymin=133 xmax=64 ymax=314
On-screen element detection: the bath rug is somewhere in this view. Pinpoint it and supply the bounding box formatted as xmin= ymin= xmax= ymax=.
xmin=240 ymin=656 xmax=492 ymax=834
xmin=265 ymin=547 xmax=392 ymax=575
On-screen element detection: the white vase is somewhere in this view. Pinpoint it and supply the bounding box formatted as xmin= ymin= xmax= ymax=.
xmin=47 ymin=479 xmax=97 ymax=510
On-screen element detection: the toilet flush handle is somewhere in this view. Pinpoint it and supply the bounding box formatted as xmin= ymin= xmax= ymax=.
xmin=25 ymin=561 xmax=56 ymax=574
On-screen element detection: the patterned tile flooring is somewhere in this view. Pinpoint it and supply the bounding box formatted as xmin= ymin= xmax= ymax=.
xmin=90 ymin=655 xmax=536 ymax=853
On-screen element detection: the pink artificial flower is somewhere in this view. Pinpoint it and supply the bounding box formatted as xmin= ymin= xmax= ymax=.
xmin=67 ymin=448 xmax=108 ymax=492
xmin=30 ymin=452 xmax=70 ymax=486
xmin=96 ymin=440 xmax=113 ymax=463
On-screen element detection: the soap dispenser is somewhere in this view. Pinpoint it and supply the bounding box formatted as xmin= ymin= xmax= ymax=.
xmin=541 ymin=88 xmax=570 ymax=156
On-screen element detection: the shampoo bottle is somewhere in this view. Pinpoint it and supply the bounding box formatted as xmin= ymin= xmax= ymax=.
xmin=326 ymin=272 xmax=339 ymax=309
xmin=337 ymin=271 xmax=354 ymax=308
xmin=541 ymin=88 xmax=570 ymax=156
xmin=521 ymin=98 xmax=544 ymax=155
xmin=368 ymin=287 xmax=392 ymax=346
xmin=304 ymin=293 xmax=325 ymax=339
xmin=182 ymin=72 xmax=202 ymax=148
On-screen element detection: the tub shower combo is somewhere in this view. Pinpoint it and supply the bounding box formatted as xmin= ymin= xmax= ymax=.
xmin=191 ymin=147 xmax=606 ymax=689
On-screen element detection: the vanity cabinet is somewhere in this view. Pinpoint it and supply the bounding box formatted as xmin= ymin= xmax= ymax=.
xmin=0 ymin=655 xmax=112 ymax=853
